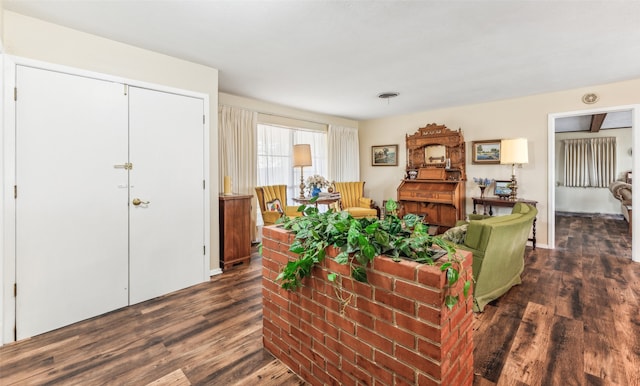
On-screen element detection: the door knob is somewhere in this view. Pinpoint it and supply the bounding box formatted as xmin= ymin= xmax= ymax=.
xmin=132 ymin=198 xmax=150 ymax=206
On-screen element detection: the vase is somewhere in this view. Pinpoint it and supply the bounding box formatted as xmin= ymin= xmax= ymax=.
xmin=479 ymin=185 xmax=486 ymax=199
xmin=312 ymin=187 xmax=321 ymax=197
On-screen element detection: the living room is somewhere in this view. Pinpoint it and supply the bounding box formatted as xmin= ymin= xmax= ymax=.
xmin=0 ymin=1 xmax=639 ymax=384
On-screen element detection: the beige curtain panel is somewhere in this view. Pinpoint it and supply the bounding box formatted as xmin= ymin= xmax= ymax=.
xmin=563 ymin=137 xmax=616 ymax=188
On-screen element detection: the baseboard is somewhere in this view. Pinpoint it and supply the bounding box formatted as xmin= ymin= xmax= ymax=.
xmin=209 ymin=268 xmax=223 ymax=277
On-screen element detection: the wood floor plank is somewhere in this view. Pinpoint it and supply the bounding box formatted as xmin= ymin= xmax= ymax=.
xmin=146 ymin=369 xmax=192 ymax=386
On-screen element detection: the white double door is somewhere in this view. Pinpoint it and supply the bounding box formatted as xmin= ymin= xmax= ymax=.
xmin=15 ymin=66 xmax=207 ymax=340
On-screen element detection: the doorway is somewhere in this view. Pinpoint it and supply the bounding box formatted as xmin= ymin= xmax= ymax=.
xmin=548 ymin=105 xmax=639 ymax=262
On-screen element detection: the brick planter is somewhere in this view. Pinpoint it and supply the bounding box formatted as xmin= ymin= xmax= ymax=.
xmin=261 ymin=225 xmax=473 ymax=386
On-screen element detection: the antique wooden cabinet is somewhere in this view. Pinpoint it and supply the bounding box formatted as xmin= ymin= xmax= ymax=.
xmin=397 ymin=123 xmax=466 ymax=230
xmin=219 ymin=194 xmax=253 ymax=270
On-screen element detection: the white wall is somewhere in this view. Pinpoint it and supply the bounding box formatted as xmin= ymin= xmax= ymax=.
xmin=2 ymin=11 xmax=221 ymax=271
xmin=359 ymin=78 xmax=640 ymax=248
xmin=555 ymin=127 xmax=632 ymax=214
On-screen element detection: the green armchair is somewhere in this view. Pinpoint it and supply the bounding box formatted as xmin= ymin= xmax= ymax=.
xmin=443 ymin=202 xmax=537 ymax=312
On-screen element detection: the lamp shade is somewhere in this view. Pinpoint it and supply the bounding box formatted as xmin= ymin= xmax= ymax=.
xmin=292 ymin=144 xmax=312 ymax=167
xmin=500 ymin=138 xmax=529 ymax=165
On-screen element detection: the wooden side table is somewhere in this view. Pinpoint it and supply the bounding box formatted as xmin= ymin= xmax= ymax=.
xmin=472 ymin=197 xmax=538 ymax=249
xmin=293 ymin=193 xmax=341 ymax=209
xmin=219 ymin=194 xmax=253 ymax=270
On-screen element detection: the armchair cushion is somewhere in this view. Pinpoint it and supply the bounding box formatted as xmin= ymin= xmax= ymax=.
xmin=442 ymin=223 xmax=468 ymax=244
xmin=266 ymin=198 xmax=284 ymax=213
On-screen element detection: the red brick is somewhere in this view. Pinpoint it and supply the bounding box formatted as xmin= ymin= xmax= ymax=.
xmin=325 ymin=256 xmax=352 ymax=276
xmin=337 ymin=275 xmax=373 ymax=298
xmin=374 ymin=350 xmax=416 ymax=382
xmin=417 ymin=338 xmax=442 ymax=362
xmin=326 ymin=335 xmax=356 ymax=363
xmin=395 ymin=312 xmax=441 ymax=342
xmin=395 ymin=345 xmax=441 ymax=379
xmin=290 ymin=326 xmax=312 ymax=348
xmin=356 ymin=325 xmax=393 ymax=354
xmin=417 ymin=303 xmax=442 ymax=325
xmin=299 ymin=319 xmax=325 ymax=345
xmin=367 ymin=270 xmax=394 ymax=290
xmin=344 ymin=305 xmax=374 ymax=329
xmin=356 ymin=354 xmax=393 ymax=385
xmin=374 ymin=319 xmax=415 ymax=349
xmin=326 ymin=309 xmax=355 ymax=335
xmin=341 ymin=332 xmax=373 ymax=359
xmin=372 ymin=256 xmax=417 ymax=280
xmin=300 ymin=296 xmax=326 ymax=319
xmin=341 ymin=357 xmax=372 ymax=385
xmin=311 ymin=362 xmax=334 ymax=385
xmin=311 ymin=315 xmax=339 ymax=340
xmin=313 ymin=340 xmax=340 ymax=367
xmin=375 ymin=289 xmax=415 ymax=315
xmin=416 ymin=264 xmax=446 ymax=287
xmin=357 ymin=297 xmax=393 ymax=322
xmin=289 ymin=303 xmax=312 ymax=323
xmin=310 ymin=291 xmax=339 ymax=313
xmin=396 ymin=279 xmax=441 ymax=307
xmin=417 ymin=373 xmax=440 ymax=386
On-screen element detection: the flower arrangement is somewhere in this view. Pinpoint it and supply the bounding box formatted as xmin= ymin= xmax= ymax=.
xmin=473 ymin=177 xmax=493 ymax=187
xmin=305 ymin=174 xmax=330 ymax=190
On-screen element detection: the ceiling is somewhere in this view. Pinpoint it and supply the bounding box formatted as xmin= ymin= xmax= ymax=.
xmin=555 ymin=111 xmax=633 ymax=133
xmin=4 ymin=1 xmax=640 ymax=121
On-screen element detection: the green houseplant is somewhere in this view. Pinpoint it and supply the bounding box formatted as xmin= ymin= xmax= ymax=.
xmin=276 ymin=199 xmax=471 ymax=309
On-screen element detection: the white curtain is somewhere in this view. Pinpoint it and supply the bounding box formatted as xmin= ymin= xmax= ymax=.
xmin=219 ymin=105 xmax=258 ymax=240
xmin=328 ymin=125 xmax=360 ymax=182
xmin=590 ymin=137 xmax=616 ymax=187
xmin=563 ymin=137 xmax=616 ymax=188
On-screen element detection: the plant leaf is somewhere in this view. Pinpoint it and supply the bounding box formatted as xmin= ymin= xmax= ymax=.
xmin=463 ymin=280 xmax=471 ymax=297
xmin=352 ymin=266 xmax=367 ymax=282
xmin=328 ymin=273 xmax=337 ymax=282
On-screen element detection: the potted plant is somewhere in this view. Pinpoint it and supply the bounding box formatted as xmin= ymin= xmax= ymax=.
xmin=276 ymin=199 xmax=471 ymax=309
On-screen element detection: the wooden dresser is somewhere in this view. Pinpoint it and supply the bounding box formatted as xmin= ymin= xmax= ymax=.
xmin=219 ymin=194 xmax=253 ymax=270
xmin=397 ymin=124 xmax=466 ymax=230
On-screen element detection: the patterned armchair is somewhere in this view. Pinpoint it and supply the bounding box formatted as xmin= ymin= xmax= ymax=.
xmin=255 ymin=185 xmax=303 ymax=226
xmin=333 ymin=181 xmax=379 ymax=218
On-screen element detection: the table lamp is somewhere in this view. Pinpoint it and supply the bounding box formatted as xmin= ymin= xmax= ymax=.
xmin=500 ymin=138 xmax=528 ymax=200
xmin=293 ymin=144 xmax=312 ymax=199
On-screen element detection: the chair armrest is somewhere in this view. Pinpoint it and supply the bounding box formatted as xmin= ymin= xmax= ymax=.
xmin=285 ymin=206 xmax=303 ymax=217
xmin=261 ymin=211 xmax=282 ymax=225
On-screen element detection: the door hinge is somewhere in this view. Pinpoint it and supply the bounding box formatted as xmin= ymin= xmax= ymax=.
xmin=203 ymin=245 xmax=206 ymax=255
xmin=203 ymin=180 xmax=205 ymax=189
xmin=14 ymin=87 xmax=17 ymax=101
xmin=14 ymin=185 xmax=17 ymax=199
xmin=14 ymin=283 xmax=17 ymax=297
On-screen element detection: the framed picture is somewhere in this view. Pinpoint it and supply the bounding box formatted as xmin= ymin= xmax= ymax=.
xmin=472 ymin=140 xmax=501 ymax=164
xmin=372 ymin=145 xmax=398 ymax=166
xmin=494 ymin=180 xmax=512 ymax=198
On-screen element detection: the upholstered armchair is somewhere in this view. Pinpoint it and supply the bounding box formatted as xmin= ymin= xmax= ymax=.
xmin=255 ymin=185 xmax=303 ymax=226
xmin=333 ymin=181 xmax=379 ymax=218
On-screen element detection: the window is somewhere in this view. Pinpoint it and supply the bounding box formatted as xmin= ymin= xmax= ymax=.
xmin=257 ymin=124 xmax=328 ymax=204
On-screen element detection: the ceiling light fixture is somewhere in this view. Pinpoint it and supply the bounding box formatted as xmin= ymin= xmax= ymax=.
xmin=378 ymin=92 xmax=399 ymax=99
xmin=378 ymin=92 xmax=399 ymax=105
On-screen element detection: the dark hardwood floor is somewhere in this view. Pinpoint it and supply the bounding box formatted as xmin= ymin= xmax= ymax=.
xmin=0 ymin=213 xmax=637 ymax=385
